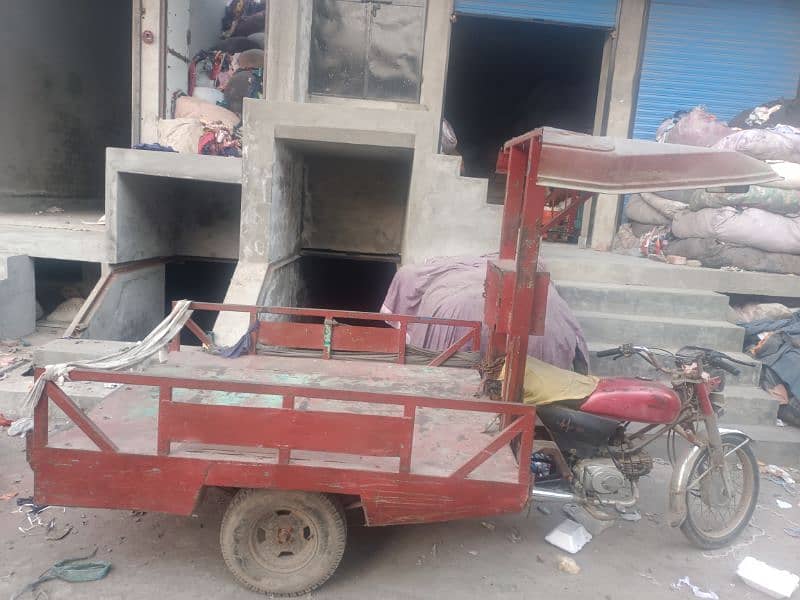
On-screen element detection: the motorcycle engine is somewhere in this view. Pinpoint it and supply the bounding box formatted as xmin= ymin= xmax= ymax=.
xmin=573 ymin=459 xmax=627 ymax=496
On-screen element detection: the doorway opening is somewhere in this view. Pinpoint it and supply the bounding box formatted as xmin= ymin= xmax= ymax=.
xmin=299 ymin=253 xmax=398 ymax=314
xmin=166 ymin=259 xmax=237 ymax=344
xmin=444 ymin=15 xmax=606 ymax=210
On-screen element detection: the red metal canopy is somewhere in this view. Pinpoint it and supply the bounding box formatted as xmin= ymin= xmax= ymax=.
xmin=509 ymin=128 xmax=779 ymax=194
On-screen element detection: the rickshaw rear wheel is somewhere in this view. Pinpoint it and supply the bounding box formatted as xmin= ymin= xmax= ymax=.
xmin=220 ymin=489 xmax=347 ymax=596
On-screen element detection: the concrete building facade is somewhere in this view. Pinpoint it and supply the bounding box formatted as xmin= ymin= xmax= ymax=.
xmin=2 ymin=0 xmax=799 ymax=346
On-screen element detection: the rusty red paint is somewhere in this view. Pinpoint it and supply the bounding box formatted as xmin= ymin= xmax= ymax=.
xmin=580 ymin=378 xmax=682 ymax=424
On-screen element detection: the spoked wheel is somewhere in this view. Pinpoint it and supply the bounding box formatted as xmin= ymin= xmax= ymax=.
xmin=220 ymin=489 xmax=347 ymax=596
xmin=680 ymin=434 xmax=759 ymax=549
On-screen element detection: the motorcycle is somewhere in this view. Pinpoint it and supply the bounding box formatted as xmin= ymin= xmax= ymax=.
xmin=527 ymin=344 xmax=760 ymax=549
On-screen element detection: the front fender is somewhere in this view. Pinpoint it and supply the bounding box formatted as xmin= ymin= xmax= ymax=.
xmin=666 ymin=428 xmax=752 ymax=527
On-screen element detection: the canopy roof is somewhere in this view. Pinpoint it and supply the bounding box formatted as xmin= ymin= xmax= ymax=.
xmin=509 ymin=128 xmax=780 ymax=194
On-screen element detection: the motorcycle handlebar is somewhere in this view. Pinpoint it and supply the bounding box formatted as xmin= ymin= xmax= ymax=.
xmin=709 ymin=357 xmax=742 ymax=376
xmin=596 ymin=347 xmax=622 ymax=358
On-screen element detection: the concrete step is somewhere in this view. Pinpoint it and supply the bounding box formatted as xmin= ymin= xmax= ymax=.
xmin=726 ymin=423 xmax=800 ymax=467
xmin=587 ymin=343 xmax=761 ymax=387
xmin=719 ymin=386 xmax=779 ymax=427
xmin=555 ymin=281 xmax=730 ymax=320
xmin=575 ymin=311 xmax=745 ymax=353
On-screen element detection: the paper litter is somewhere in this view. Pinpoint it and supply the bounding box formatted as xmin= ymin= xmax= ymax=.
xmin=671 ymin=576 xmax=719 ymax=600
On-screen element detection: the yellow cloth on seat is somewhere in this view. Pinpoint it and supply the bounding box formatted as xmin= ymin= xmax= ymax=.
xmin=504 ymin=356 xmax=599 ymax=406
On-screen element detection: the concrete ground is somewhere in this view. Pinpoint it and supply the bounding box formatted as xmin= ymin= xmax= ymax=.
xmin=1 ymin=435 xmax=798 ymax=599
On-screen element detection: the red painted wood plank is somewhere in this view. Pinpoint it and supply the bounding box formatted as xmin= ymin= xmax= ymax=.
xmin=332 ymin=325 xmax=398 ymax=353
xmin=32 ymin=448 xmax=207 ymax=515
xmin=67 ymin=368 xmax=536 ymax=415
xmin=258 ymin=322 xmax=324 ymax=350
xmin=46 ymin=382 xmax=118 ymax=453
xmin=157 ymin=386 xmax=172 ymax=456
xmin=184 ymin=318 xmax=212 ymax=347
xmin=451 ymin=417 xmax=526 ymax=479
xmin=428 ymin=330 xmax=475 ymax=367
xmin=160 ymin=402 xmax=413 ymax=457
xmin=32 ymin=447 xmax=529 ymax=524
xmin=278 ymin=396 xmax=294 ymax=465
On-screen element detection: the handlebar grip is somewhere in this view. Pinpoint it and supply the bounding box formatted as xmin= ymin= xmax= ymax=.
xmin=596 ymin=348 xmax=621 ymax=358
xmin=713 ymin=359 xmax=741 ymax=376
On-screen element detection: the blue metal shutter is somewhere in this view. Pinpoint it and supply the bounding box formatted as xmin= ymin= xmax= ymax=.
xmin=454 ymin=0 xmax=618 ymax=29
xmin=633 ymin=0 xmax=800 ymax=140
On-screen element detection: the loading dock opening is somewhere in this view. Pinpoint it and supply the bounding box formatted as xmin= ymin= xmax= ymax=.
xmin=166 ymin=259 xmax=237 ymax=345
xmin=299 ymin=253 xmax=397 ymax=314
xmin=444 ymin=15 xmax=606 ymax=204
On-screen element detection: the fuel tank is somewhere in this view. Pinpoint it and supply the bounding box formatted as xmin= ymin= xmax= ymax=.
xmin=580 ymin=378 xmax=681 ymax=424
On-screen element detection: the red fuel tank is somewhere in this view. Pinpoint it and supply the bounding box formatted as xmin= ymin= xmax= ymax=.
xmin=580 ymin=378 xmax=681 ymax=424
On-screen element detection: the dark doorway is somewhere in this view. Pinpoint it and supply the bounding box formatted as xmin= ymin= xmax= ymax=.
xmin=444 ymin=16 xmax=606 ymax=181
xmin=300 ymin=254 xmax=398 ymax=313
xmin=166 ymin=259 xmax=237 ymax=344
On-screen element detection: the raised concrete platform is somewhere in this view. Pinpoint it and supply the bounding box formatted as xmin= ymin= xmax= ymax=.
xmin=543 ymin=243 xmax=800 ymax=298
xmin=0 ymin=211 xmax=107 ymax=262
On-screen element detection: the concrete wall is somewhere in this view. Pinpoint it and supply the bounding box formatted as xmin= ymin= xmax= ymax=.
xmin=0 ymin=1 xmax=131 ymax=210
xmin=111 ymin=173 xmax=241 ymax=262
xmin=302 ymin=154 xmax=411 ymax=255
xmin=83 ymin=264 xmax=166 ymax=342
xmin=0 ymin=255 xmax=35 ymax=339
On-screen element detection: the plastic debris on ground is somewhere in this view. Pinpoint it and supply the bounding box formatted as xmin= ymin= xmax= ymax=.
xmin=545 ymin=519 xmax=592 ymax=554
xmin=12 ymin=547 xmax=111 ymax=600
xmin=776 ymin=499 xmax=793 ymax=509
xmin=784 ymin=526 xmax=800 ymax=538
xmin=556 ymin=555 xmax=581 ymax=575
xmin=508 ymin=527 xmax=522 ymax=543
xmin=480 ymin=521 xmax=495 ymax=532
xmin=671 ymin=576 xmax=719 ymax=600
xmin=737 ymin=556 xmax=799 ymax=599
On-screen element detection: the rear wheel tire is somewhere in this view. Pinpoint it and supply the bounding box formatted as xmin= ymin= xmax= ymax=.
xmin=680 ymin=435 xmax=759 ymax=550
xmin=220 ymin=489 xmax=347 ymax=596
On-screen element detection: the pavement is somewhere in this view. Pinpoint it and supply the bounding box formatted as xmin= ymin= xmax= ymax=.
xmin=1 ymin=435 xmax=799 ymax=599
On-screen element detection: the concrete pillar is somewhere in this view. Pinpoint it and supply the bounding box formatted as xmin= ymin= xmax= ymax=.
xmin=0 ymin=255 xmax=36 ymax=339
xmin=267 ymin=0 xmax=312 ymax=103
xmin=589 ymin=0 xmax=648 ymax=251
xmin=136 ymin=0 xmax=165 ymax=144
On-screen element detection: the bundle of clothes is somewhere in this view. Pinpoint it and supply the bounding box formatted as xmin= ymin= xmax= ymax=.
xmin=734 ymin=303 xmax=800 ymax=428
xmin=380 ymin=256 xmax=590 ymax=374
xmin=149 ymin=0 xmax=267 ymax=158
xmin=614 ymin=98 xmax=800 ymax=275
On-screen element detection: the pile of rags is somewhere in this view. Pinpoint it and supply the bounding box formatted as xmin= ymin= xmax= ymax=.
xmin=741 ymin=310 xmax=800 ymax=428
xmin=614 ymin=100 xmax=800 ymax=274
xmin=380 ymin=256 xmax=590 ymax=373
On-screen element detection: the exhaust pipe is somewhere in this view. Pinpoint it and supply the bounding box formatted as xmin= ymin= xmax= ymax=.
xmin=531 ymin=488 xmax=575 ymax=502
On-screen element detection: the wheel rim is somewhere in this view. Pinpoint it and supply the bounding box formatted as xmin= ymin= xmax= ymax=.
xmin=686 ymin=442 xmax=755 ymax=540
xmin=249 ymin=507 xmax=320 ymax=574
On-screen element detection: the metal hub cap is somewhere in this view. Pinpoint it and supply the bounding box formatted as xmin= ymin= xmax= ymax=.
xmin=250 ymin=508 xmax=319 ymax=573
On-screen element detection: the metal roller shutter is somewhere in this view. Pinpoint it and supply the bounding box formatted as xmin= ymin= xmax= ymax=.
xmin=633 ymin=0 xmax=800 ymax=140
xmin=454 ymin=0 xmax=618 ymax=29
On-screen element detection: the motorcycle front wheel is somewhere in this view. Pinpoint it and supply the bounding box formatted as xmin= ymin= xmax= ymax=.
xmin=680 ymin=433 xmax=759 ymax=549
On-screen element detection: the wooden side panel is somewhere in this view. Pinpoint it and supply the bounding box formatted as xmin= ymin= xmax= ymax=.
xmin=32 ymin=448 xmax=207 ymax=515
xmin=160 ymin=402 xmax=412 ymax=457
xmin=331 ymin=325 xmax=398 ymax=353
xmin=258 ymin=322 xmax=399 ymax=354
xmin=258 ymin=322 xmax=325 ymax=350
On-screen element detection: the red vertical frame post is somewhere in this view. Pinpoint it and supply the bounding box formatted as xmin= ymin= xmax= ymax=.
xmin=157 ymin=385 xmax=173 ymax=455
xmin=503 ymin=133 xmax=546 ymax=406
xmin=278 ymin=395 xmax=294 ymax=464
xmin=486 ymin=144 xmax=528 ymax=366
